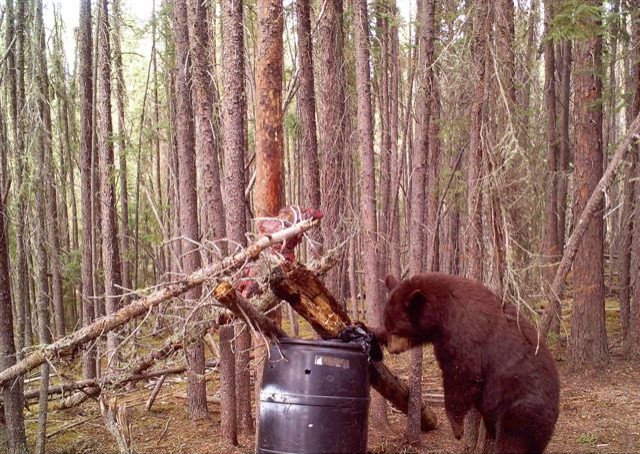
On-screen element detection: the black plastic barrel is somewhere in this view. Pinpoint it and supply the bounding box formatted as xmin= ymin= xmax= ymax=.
xmin=257 ymin=338 xmax=370 ymax=454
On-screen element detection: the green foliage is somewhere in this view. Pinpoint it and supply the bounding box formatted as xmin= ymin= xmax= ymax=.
xmin=550 ymin=0 xmax=604 ymax=41
xmin=578 ymin=432 xmax=599 ymax=448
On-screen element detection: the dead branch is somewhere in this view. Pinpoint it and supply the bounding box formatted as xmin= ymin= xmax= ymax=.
xmin=269 ymin=265 xmax=438 ymax=432
xmin=0 ymin=218 xmax=319 ymax=388
xmin=21 ymin=361 xmax=219 ymax=402
xmin=213 ymin=282 xmax=288 ymax=338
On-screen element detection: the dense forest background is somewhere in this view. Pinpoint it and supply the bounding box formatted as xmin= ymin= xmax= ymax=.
xmin=0 ymin=0 xmax=639 ymax=452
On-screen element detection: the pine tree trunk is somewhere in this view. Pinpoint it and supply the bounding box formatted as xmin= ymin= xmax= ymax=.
xmin=296 ymin=0 xmax=321 ymax=255
xmin=463 ymin=1 xmax=490 ymax=450
xmin=220 ymin=324 xmax=238 ymax=445
xmin=568 ymin=1 xmax=609 ymax=368
xmin=619 ymin=3 xmax=639 ymax=339
xmin=221 ymin=0 xmax=248 ymax=250
xmin=543 ymin=0 xmax=561 ymax=333
xmin=623 ymin=1 xmax=640 ymax=357
xmin=98 ymin=0 xmax=123 ymax=367
xmin=79 ymin=0 xmax=97 ymax=380
xmin=353 ymin=0 xmax=389 ymax=431
xmin=187 ymin=0 xmax=226 ymax=247
xmin=0 ymin=111 xmax=28 ymax=453
xmin=172 ymin=0 xmax=208 ymax=419
xmin=113 ymin=0 xmax=132 ymax=307
xmin=317 ymin=0 xmax=347 ymax=293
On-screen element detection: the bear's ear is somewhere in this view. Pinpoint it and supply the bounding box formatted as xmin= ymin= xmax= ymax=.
xmin=385 ymin=275 xmax=401 ymax=292
xmin=406 ymin=289 xmax=425 ymax=314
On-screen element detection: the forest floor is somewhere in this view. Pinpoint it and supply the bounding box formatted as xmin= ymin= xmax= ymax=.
xmin=23 ymin=299 xmax=640 ymax=454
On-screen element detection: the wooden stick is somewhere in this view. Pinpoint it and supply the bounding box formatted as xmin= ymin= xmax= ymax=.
xmin=0 ymin=218 xmax=319 ymax=387
xmin=145 ymin=374 xmax=167 ymax=412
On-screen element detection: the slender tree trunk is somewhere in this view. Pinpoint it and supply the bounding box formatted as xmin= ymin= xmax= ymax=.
xmin=187 ymin=0 xmax=226 ymax=247
xmin=33 ymin=0 xmax=65 ymax=339
xmin=3 ymin=0 xmax=27 ymax=357
xmin=464 ymin=1 xmax=490 ymax=450
xmin=172 ymin=0 xmax=208 ymax=419
xmin=568 ymin=1 xmax=609 ymax=368
xmin=317 ymin=0 xmax=347 ymax=293
xmin=353 ymin=0 xmax=389 ymax=431
xmin=619 ymin=3 xmax=639 ymax=338
xmin=296 ymin=0 xmax=321 ymax=255
xmin=255 ymin=0 xmax=285 ymax=218
xmin=220 ymin=324 xmax=238 ymax=445
xmin=79 ymin=0 xmax=97 ymax=380
xmin=98 ymin=0 xmax=123 ymax=367
xmin=113 ymin=0 xmax=132 ymax=306
xmin=0 ymin=108 xmax=28 ymax=454
xmin=407 ymin=0 xmax=437 ymax=444
xmin=221 ymin=0 xmax=248 ymax=250
xmin=557 ymin=39 xmax=572 ymax=252
xmin=235 ymin=322 xmax=254 ymax=434
xmin=623 ymin=1 xmax=640 ymax=357
xmin=543 ymin=0 xmax=561 ymax=333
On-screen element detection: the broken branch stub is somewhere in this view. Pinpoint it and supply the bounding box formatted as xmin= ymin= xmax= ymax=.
xmin=269 ymin=265 xmax=438 ymax=432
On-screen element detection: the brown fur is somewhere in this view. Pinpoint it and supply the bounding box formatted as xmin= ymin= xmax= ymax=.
xmin=379 ymin=273 xmax=560 ymax=454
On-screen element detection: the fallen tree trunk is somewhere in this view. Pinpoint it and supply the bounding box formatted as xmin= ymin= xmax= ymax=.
xmin=0 ymin=218 xmax=319 ymax=387
xmin=270 ymin=265 xmax=438 ymax=432
xmin=540 ymin=113 xmax=640 ymax=336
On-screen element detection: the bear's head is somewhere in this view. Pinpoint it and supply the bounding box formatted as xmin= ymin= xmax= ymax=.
xmin=380 ymin=274 xmax=442 ymax=354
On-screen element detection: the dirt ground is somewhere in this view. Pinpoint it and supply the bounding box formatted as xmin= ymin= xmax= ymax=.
xmin=22 ymin=304 xmax=640 ymax=454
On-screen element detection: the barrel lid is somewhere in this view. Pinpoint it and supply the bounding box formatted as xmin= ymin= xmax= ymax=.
xmin=276 ymin=338 xmax=363 ymax=352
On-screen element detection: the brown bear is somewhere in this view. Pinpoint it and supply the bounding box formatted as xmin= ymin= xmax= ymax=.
xmin=378 ymin=273 xmax=560 ymax=454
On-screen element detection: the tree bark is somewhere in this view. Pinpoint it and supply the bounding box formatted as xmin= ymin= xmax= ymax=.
xmin=220 ymin=324 xmax=238 ymax=446
xmin=623 ymin=1 xmax=640 ymax=358
xmin=296 ymin=0 xmax=322 ymax=255
xmin=464 ymin=1 xmax=490 ymax=450
xmin=187 ymin=0 xmax=226 ymax=246
xmin=79 ymin=0 xmax=97 ymax=380
xmin=0 ymin=98 xmax=28 ymax=453
xmin=567 ymin=2 xmax=609 ymax=368
xmin=619 ymin=2 xmax=639 ymax=339
xmin=317 ymin=0 xmax=347 ymax=292
xmin=113 ymin=0 xmax=132 ymax=308
xmin=542 ymin=0 xmax=561 ymax=333
xmin=172 ymin=0 xmax=208 ymax=419
xmin=353 ymin=0 xmax=388 ymax=430
xmin=221 ymin=0 xmax=248 ymax=251
xmin=98 ymin=0 xmax=123 ymax=367
xmin=255 ymin=0 xmax=285 ymax=218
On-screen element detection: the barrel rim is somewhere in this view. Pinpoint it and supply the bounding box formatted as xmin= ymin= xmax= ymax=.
xmin=275 ymin=337 xmax=364 ymax=352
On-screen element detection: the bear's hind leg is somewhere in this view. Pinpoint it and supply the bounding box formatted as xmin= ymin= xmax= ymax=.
xmin=494 ymin=408 xmax=546 ymax=454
